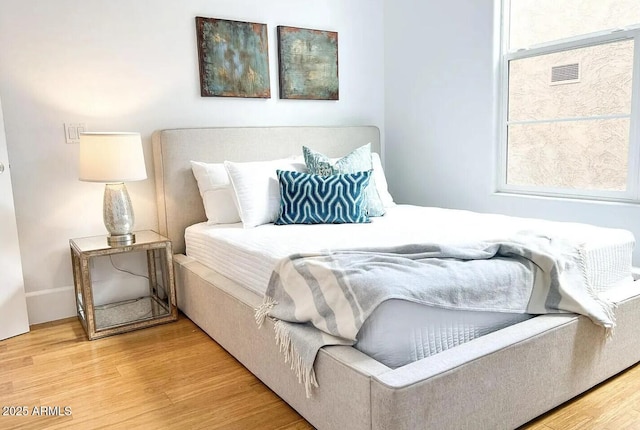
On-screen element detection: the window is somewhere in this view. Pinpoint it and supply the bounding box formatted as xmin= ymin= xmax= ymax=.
xmin=499 ymin=0 xmax=640 ymax=201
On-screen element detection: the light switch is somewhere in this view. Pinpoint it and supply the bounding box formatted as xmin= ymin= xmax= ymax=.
xmin=64 ymin=122 xmax=87 ymax=144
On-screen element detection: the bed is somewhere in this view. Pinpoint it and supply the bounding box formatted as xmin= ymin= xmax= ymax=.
xmin=152 ymin=125 xmax=640 ymax=429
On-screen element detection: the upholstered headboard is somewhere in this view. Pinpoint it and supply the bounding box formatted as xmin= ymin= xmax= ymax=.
xmin=152 ymin=126 xmax=381 ymax=254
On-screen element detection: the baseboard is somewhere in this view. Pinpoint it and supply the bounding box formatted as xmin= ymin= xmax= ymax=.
xmin=26 ymin=286 xmax=76 ymax=325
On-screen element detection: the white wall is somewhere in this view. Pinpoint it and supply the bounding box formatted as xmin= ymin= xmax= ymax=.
xmin=384 ymin=0 xmax=640 ymax=265
xmin=0 ymin=0 xmax=384 ymax=324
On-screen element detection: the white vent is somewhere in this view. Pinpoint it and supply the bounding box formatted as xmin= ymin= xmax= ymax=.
xmin=550 ymin=63 xmax=580 ymax=85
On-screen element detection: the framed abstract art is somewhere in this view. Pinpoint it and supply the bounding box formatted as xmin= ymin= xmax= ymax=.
xmin=277 ymin=26 xmax=339 ymax=100
xmin=195 ymin=17 xmax=271 ymax=98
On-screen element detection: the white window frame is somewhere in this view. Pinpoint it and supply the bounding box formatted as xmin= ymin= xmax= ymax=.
xmin=497 ymin=1 xmax=640 ymax=202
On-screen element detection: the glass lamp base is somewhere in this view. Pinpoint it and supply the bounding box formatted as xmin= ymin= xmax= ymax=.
xmin=107 ymin=233 xmax=135 ymax=246
xmin=103 ymin=183 xmax=136 ymax=246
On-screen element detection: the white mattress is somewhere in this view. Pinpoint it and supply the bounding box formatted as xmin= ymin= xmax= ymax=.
xmin=355 ymin=299 xmax=533 ymax=368
xmin=185 ymin=205 xmax=634 ymax=295
xmin=184 ymin=205 xmax=635 ymax=367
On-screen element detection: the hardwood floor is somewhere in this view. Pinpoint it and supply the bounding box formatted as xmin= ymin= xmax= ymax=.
xmin=1 ymin=316 xmax=639 ymax=430
xmin=0 ymin=316 xmax=311 ymax=430
xmin=518 ymin=362 xmax=640 ymax=430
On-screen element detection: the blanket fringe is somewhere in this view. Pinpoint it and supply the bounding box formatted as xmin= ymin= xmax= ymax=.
xmin=255 ymin=297 xmax=277 ymax=328
xmin=255 ymin=298 xmax=318 ymax=397
xmin=599 ymin=296 xmax=617 ymax=339
xmin=577 ymin=245 xmax=616 ymax=338
xmin=274 ymin=320 xmax=318 ymax=398
xmin=604 ymin=304 xmax=617 ymax=339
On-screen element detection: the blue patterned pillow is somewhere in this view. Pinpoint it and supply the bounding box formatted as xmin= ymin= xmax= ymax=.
xmin=275 ymin=170 xmax=371 ymax=225
xmin=303 ymin=143 xmax=386 ymax=217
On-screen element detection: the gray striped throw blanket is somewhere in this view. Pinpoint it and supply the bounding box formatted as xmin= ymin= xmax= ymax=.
xmin=255 ymin=233 xmax=615 ymax=397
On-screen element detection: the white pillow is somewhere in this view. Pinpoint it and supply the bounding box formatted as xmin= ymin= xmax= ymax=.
xmin=224 ymin=158 xmax=307 ymax=228
xmin=190 ymin=161 xmax=241 ymax=224
xmin=371 ymin=153 xmax=395 ymax=207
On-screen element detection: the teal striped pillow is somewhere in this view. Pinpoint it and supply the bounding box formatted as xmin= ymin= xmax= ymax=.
xmin=275 ymin=170 xmax=371 ymax=225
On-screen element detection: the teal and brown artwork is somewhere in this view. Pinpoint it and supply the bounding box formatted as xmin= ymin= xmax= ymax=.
xmin=277 ymin=26 xmax=339 ymax=100
xmin=195 ymin=17 xmax=271 ymax=98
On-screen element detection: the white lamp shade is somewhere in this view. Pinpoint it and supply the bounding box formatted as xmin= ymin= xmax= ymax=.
xmin=79 ymin=132 xmax=147 ymax=182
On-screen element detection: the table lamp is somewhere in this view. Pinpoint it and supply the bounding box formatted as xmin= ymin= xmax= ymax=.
xmin=79 ymin=132 xmax=147 ymax=246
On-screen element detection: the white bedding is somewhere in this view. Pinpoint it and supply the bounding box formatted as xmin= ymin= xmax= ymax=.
xmin=184 ymin=204 xmax=635 ymax=367
xmin=185 ymin=205 xmax=634 ymax=295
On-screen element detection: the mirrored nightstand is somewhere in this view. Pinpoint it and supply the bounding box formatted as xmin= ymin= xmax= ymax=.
xmin=69 ymin=230 xmax=178 ymax=340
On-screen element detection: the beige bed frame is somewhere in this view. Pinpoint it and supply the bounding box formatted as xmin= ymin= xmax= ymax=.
xmin=152 ymin=126 xmax=640 ymax=429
